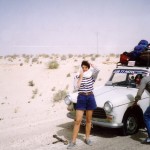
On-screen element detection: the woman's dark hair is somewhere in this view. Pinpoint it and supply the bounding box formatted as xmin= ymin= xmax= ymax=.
xmin=81 ymin=60 xmax=90 ymax=69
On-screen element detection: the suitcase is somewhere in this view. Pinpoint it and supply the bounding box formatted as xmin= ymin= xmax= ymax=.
xmin=139 ymin=51 xmax=150 ymax=66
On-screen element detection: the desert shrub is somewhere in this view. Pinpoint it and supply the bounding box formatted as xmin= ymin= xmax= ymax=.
xmin=106 ymin=57 xmax=110 ymax=61
xmin=14 ymin=107 xmax=19 ymax=113
xmin=91 ymin=57 xmax=96 ymax=61
xmin=74 ymin=66 xmax=79 ymax=73
xmin=82 ymin=54 xmax=87 ymax=59
xmin=31 ymin=95 xmax=35 ymax=99
xmin=65 ymin=84 xmax=69 ymax=90
xmin=61 ymin=55 xmax=67 ymax=60
xmin=28 ymin=80 xmax=35 ymax=86
xmin=6 ymin=54 xmax=19 ymax=60
xmin=49 ymin=56 xmax=53 ymax=59
xmin=0 ymin=118 xmax=4 ymax=121
xmin=53 ymin=90 xmax=67 ymax=102
xmin=67 ymin=73 xmax=71 ymax=77
xmin=68 ymin=54 xmax=73 ymax=58
xmin=74 ymin=59 xmax=78 ymax=62
xmin=51 ymin=87 xmax=56 ymax=91
xmin=39 ymin=54 xmax=49 ymax=58
xmin=95 ymin=54 xmax=100 ymax=57
xmin=24 ymin=57 xmax=30 ymax=63
xmin=109 ymin=53 xmax=116 ymax=57
xmin=116 ymin=54 xmax=120 ymax=58
xmin=48 ymin=60 xmax=59 ymax=69
xmin=0 ymin=56 xmax=3 ymax=59
xmin=32 ymin=88 xmax=38 ymax=95
xmin=22 ymin=54 xmax=26 ymax=58
xmin=20 ymin=63 xmax=23 ymax=66
xmin=99 ymin=78 xmax=102 ymax=81
xmin=8 ymin=58 xmax=13 ymax=62
xmin=32 ymin=57 xmax=38 ymax=63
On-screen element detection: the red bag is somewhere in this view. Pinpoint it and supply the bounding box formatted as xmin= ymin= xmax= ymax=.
xmin=120 ymin=52 xmax=130 ymax=65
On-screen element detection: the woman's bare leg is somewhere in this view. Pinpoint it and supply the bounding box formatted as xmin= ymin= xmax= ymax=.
xmin=72 ymin=110 xmax=84 ymax=143
xmin=85 ymin=110 xmax=93 ymax=139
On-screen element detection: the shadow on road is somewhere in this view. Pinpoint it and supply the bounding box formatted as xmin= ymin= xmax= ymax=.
xmin=56 ymin=121 xmax=120 ymax=142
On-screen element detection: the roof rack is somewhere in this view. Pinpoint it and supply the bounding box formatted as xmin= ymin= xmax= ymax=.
xmin=116 ymin=61 xmax=150 ymax=69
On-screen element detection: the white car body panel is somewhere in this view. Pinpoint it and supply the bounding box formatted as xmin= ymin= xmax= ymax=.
xmin=66 ymin=66 xmax=150 ymax=129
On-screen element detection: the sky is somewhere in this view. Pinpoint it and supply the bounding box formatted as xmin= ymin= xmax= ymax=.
xmin=0 ymin=0 xmax=150 ymax=55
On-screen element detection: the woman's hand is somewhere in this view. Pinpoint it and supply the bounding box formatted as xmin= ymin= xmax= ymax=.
xmin=79 ymin=70 xmax=83 ymax=78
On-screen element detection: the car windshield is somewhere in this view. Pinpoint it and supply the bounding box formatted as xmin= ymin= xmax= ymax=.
xmin=105 ymin=69 xmax=149 ymax=88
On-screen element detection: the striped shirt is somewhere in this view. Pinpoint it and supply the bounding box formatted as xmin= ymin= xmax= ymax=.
xmin=74 ymin=68 xmax=100 ymax=93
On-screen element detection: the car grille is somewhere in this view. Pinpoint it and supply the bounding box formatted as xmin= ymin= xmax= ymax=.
xmin=73 ymin=103 xmax=107 ymax=119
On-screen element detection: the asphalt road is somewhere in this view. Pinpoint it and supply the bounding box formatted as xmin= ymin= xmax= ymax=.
xmin=53 ymin=121 xmax=150 ymax=150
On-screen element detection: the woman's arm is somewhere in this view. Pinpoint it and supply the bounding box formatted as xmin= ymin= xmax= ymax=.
xmin=77 ymin=70 xmax=83 ymax=88
xmin=90 ymin=63 xmax=100 ymax=81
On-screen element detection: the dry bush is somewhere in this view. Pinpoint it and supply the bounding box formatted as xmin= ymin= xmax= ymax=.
xmin=68 ymin=54 xmax=73 ymax=58
xmin=99 ymin=78 xmax=102 ymax=81
xmin=31 ymin=88 xmax=38 ymax=99
xmin=65 ymin=84 xmax=69 ymax=90
xmin=8 ymin=58 xmax=13 ymax=62
xmin=24 ymin=57 xmax=30 ymax=63
xmin=53 ymin=90 xmax=67 ymax=102
xmin=61 ymin=55 xmax=67 ymax=60
xmin=0 ymin=56 xmax=3 ymax=59
xmin=39 ymin=54 xmax=49 ymax=58
xmin=48 ymin=60 xmax=59 ymax=69
xmin=106 ymin=57 xmax=110 ymax=61
xmin=91 ymin=57 xmax=96 ymax=61
xmin=116 ymin=54 xmax=120 ymax=58
xmin=74 ymin=59 xmax=78 ymax=62
xmin=82 ymin=54 xmax=87 ymax=59
xmin=14 ymin=107 xmax=19 ymax=113
xmin=22 ymin=54 xmax=32 ymax=59
xmin=32 ymin=88 xmax=38 ymax=95
xmin=67 ymin=73 xmax=71 ymax=77
xmin=20 ymin=63 xmax=23 ymax=66
xmin=6 ymin=54 xmax=19 ymax=60
xmin=109 ymin=53 xmax=116 ymax=57
xmin=28 ymin=80 xmax=35 ymax=86
xmin=96 ymin=54 xmax=100 ymax=57
xmin=49 ymin=56 xmax=53 ymax=59
xmin=51 ymin=87 xmax=56 ymax=91
xmin=0 ymin=118 xmax=4 ymax=121
xmin=32 ymin=57 xmax=38 ymax=63
xmin=31 ymin=95 xmax=35 ymax=99
xmin=74 ymin=66 xmax=79 ymax=73
xmin=89 ymin=54 xmax=94 ymax=57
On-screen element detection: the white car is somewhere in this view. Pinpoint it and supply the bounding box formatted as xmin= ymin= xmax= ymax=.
xmin=64 ymin=65 xmax=150 ymax=135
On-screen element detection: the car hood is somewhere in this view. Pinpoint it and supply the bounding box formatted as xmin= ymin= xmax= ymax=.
xmin=69 ymin=86 xmax=148 ymax=107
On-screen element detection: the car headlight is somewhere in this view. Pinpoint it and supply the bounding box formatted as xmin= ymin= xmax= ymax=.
xmin=64 ymin=95 xmax=72 ymax=105
xmin=104 ymin=101 xmax=113 ymax=113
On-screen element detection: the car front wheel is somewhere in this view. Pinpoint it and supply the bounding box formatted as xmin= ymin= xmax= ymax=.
xmin=121 ymin=113 xmax=139 ymax=135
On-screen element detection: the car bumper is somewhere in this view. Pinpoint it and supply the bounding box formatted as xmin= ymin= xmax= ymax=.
xmin=67 ymin=112 xmax=123 ymax=128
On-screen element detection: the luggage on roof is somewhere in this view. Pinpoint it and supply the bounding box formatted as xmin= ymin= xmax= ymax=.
xmin=119 ymin=40 xmax=150 ymax=66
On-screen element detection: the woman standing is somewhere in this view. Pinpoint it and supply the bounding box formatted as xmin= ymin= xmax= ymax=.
xmin=67 ymin=60 xmax=100 ymax=149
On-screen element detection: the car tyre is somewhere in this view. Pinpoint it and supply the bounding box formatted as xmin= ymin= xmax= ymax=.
xmin=119 ymin=112 xmax=139 ymax=136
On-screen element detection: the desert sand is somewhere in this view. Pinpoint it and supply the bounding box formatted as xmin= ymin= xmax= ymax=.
xmin=0 ymin=54 xmax=148 ymax=150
